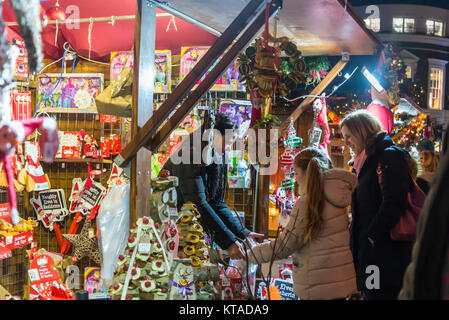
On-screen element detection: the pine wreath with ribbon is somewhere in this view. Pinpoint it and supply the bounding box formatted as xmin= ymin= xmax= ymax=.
xmin=237 ymin=37 xmax=308 ymax=99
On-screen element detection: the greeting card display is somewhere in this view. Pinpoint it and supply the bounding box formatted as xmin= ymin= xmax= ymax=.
xmin=73 ymin=180 xmax=107 ymax=216
xmin=28 ymin=253 xmax=74 ymax=300
xmin=110 ymin=50 xmax=172 ymax=93
xmin=180 ymin=46 xmax=244 ymax=91
xmin=10 ymin=90 xmax=31 ymax=120
xmin=37 ymin=74 xmax=104 ymax=112
xmin=12 ymin=39 xmax=29 ymax=79
xmin=56 ymin=132 xmax=82 ymax=159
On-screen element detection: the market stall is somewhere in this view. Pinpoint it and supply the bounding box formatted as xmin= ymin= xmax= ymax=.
xmin=0 ymin=0 xmax=381 ymax=301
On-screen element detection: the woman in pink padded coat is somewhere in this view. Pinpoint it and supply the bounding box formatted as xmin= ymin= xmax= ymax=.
xmin=248 ymin=147 xmax=357 ymax=300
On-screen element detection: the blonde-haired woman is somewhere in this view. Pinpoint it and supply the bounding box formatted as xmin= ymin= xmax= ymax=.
xmin=416 ymin=139 xmax=438 ymax=195
xmin=248 ymin=147 xmax=357 ymax=300
xmin=340 ymin=109 xmax=413 ymax=300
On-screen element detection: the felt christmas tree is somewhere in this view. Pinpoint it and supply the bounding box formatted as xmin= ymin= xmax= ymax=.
xmin=108 ymin=216 xmax=172 ymax=300
xmin=175 ymin=202 xmax=210 ymax=267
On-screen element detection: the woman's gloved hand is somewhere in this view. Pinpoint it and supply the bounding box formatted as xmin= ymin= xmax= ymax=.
xmin=227 ymin=241 xmax=245 ymax=259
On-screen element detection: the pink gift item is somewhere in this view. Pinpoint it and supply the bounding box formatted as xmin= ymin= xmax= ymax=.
xmin=366 ymin=102 xmax=394 ymax=135
xmin=0 ymin=117 xmax=59 ymax=225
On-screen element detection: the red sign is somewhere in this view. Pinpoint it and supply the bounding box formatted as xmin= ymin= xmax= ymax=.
xmin=3 ymin=231 xmax=33 ymax=250
xmin=28 ymin=253 xmax=74 ymax=300
xmin=28 ymin=254 xmax=60 ymax=298
xmin=0 ymin=243 xmax=11 ymax=261
xmin=0 ymin=203 xmax=11 ymax=224
xmin=100 ymin=114 xmax=117 ymax=123
xmin=10 ymin=90 xmax=32 ymax=120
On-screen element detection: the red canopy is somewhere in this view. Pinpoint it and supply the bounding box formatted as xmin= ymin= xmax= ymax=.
xmin=2 ymin=0 xmax=218 ymax=61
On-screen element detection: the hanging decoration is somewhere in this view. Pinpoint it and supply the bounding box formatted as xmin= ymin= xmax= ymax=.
xmin=45 ymin=0 xmax=66 ymax=21
xmin=315 ymin=95 xmax=330 ymax=155
xmin=62 ymin=219 xmax=101 ymax=264
xmin=379 ymin=44 xmax=407 ymax=106
xmin=308 ymin=99 xmax=323 ymax=149
xmin=237 ymin=4 xmax=307 ymax=118
xmin=304 ymin=57 xmax=331 ymax=87
xmin=278 ymin=118 xmax=302 ymax=225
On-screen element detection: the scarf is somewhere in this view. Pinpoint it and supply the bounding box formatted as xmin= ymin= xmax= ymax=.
xmin=353 ymin=149 xmax=367 ymax=176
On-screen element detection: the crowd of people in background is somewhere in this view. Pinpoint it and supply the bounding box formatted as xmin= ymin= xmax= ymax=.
xmin=162 ymin=109 xmax=446 ymax=300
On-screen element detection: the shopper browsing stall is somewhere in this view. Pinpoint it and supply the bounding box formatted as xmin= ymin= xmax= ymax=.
xmin=340 ymin=110 xmax=413 ymax=300
xmin=247 ymin=147 xmax=358 ymax=300
xmin=416 ymin=138 xmax=438 ymax=195
xmin=161 ymin=112 xmax=263 ymax=259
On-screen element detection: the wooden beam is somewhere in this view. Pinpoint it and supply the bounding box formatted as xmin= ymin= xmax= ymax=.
xmin=279 ymin=59 xmax=348 ymax=135
xmin=147 ymin=1 xmax=283 ymax=152
xmin=114 ymin=0 xmax=270 ymax=168
xmin=131 ymin=0 xmax=157 ymax=222
xmin=336 ymin=0 xmax=383 ymax=50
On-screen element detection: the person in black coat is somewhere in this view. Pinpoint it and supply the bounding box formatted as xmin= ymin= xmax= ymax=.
xmin=340 ymin=110 xmax=413 ymax=300
xmin=161 ymin=112 xmax=263 ymax=260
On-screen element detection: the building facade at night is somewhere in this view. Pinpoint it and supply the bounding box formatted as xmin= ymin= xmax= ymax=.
xmin=351 ymin=0 xmax=449 ymax=125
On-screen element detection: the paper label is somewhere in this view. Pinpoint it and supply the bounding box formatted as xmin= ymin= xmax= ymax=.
xmin=168 ymin=208 xmax=178 ymax=217
xmin=88 ymin=228 xmax=95 ymax=239
xmin=28 ymin=268 xmax=40 ymax=282
xmin=138 ymin=243 xmax=151 ymax=254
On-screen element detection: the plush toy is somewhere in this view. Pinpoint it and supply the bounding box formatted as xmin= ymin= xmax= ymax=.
xmin=79 ymin=130 xmax=98 ymax=159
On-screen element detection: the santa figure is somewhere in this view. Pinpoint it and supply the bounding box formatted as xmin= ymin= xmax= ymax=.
xmin=365 ymin=49 xmax=398 ymax=135
xmin=0 ymin=117 xmax=59 ymax=225
xmin=366 ymin=86 xmax=394 ymax=135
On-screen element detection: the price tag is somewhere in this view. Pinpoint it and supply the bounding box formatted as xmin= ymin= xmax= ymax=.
xmin=168 ymin=208 xmax=178 ymax=217
xmin=28 ymin=268 xmax=40 ymax=282
xmin=88 ymin=228 xmax=95 ymax=239
xmin=138 ymin=243 xmax=151 ymax=254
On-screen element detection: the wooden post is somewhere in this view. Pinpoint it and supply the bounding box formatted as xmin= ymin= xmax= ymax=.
xmin=131 ymin=0 xmax=156 ymax=222
xmin=279 ymin=59 xmax=348 ymax=135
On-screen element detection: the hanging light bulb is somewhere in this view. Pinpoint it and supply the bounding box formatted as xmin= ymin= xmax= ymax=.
xmin=46 ymin=0 xmax=66 ymax=21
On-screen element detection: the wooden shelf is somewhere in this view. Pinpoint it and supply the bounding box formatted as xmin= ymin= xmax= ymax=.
xmin=36 ymin=108 xmax=98 ymax=114
xmin=41 ymin=158 xmax=113 ymax=164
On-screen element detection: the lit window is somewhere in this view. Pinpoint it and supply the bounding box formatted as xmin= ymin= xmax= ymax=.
xmin=428 ymin=67 xmax=444 ymax=110
xmin=365 ymin=18 xmax=380 ymax=32
xmin=393 ymin=18 xmax=404 ymax=32
xmin=406 ymin=65 xmax=412 ymax=79
xmin=427 ymin=20 xmax=444 ymax=37
xmin=393 ymin=17 xmax=415 ymax=33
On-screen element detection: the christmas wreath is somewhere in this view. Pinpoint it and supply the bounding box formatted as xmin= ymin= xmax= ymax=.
xmin=378 ymin=43 xmax=407 ymax=105
xmin=237 ymin=37 xmax=308 ymax=99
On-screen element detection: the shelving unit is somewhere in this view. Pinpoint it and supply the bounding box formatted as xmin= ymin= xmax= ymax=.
xmin=42 ymin=158 xmax=113 ymax=164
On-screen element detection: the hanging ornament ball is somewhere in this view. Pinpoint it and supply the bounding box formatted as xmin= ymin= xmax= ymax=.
xmin=46 ymin=6 xmax=67 ymax=21
xmin=71 ymin=256 xmax=78 ymax=263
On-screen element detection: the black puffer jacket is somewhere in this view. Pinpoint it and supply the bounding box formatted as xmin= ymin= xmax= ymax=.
xmin=399 ymin=124 xmax=449 ymax=300
xmin=350 ymin=133 xmax=413 ymax=293
xmin=163 ymin=136 xmax=250 ymax=250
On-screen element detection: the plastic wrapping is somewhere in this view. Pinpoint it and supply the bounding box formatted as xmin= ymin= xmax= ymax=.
xmin=97 ymin=184 xmax=130 ymax=286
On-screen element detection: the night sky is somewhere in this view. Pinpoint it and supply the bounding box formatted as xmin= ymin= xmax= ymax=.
xmin=349 ymin=0 xmax=449 ymax=9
